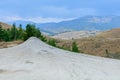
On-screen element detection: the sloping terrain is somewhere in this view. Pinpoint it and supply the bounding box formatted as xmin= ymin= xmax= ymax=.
xmin=52 ymin=30 xmax=101 ymax=40
xmin=56 ymin=28 xmax=120 ymax=58
xmin=97 ymin=28 xmax=120 ymax=38
xmin=0 ymin=37 xmax=120 ymax=80
xmin=0 ymin=22 xmax=12 ymax=29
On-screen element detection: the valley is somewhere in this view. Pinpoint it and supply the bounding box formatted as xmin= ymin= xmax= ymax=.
xmin=54 ymin=28 xmax=120 ymax=59
xmin=1 ymin=21 xmax=120 ymax=59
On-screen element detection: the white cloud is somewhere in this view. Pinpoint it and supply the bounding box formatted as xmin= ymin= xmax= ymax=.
xmin=27 ymin=17 xmax=75 ymax=23
xmin=0 ymin=6 xmax=97 ymax=23
xmin=0 ymin=15 xmax=75 ymax=23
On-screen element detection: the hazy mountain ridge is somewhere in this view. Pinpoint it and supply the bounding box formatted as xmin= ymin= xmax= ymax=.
xmin=7 ymin=16 xmax=120 ymax=35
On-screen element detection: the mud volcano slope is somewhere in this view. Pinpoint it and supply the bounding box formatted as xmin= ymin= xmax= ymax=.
xmin=0 ymin=37 xmax=120 ymax=80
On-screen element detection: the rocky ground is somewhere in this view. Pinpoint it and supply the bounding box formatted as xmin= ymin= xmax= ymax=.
xmin=0 ymin=40 xmax=23 ymax=48
xmin=0 ymin=37 xmax=120 ymax=80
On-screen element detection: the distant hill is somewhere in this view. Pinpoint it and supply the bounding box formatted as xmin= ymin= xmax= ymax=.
xmin=36 ymin=16 xmax=120 ymax=34
xmin=52 ymin=30 xmax=101 ymax=40
xmin=56 ymin=28 xmax=120 ymax=59
xmin=7 ymin=16 xmax=120 ymax=35
xmin=0 ymin=22 xmax=12 ymax=29
xmin=97 ymin=28 xmax=120 ymax=38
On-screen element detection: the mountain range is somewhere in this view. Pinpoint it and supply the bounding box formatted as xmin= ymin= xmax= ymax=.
xmin=7 ymin=16 xmax=120 ymax=35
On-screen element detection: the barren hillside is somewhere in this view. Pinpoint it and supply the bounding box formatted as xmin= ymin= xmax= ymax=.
xmin=97 ymin=28 xmax=120 ymax=38
xmin=0 ymin=40 xmax=23 ymax=48
xmin=0 ymin=22 xmax=12 ymax=29
xmin=52 ymin=31 xmax=101 ymax=40
xmin=56 ymin=28 xmax=120 ymax=59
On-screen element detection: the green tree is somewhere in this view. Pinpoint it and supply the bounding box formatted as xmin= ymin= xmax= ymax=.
xmin=18 ymin=24 xmax=25 ymax=40
xmin=0 ymin=25 xmax=4 ymax=41
xmin=2 ymin=29 xmax=10 ymax=41
xmin=24 ymin=24 xmax=34 ymax=40
xmin=35 ymin=28 xmax=41 ymax=38
xmin=0 ymin=25 xmax=11 ymax=41
xmin=10 ymin=23 xmax=18 ymax=40
xmin=24 ymin=24 xmax=42 ymax=40
xmin=40 ymin=35 xmax=47 ymax=42
xmin=72 ymin=41 xmax=79 ymax=53
xmin=48 ymin=39 xmax=56 ymax=47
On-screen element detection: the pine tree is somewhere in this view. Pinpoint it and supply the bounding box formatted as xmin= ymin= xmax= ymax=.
xmin=24 ymin=24 xmax=34 ymax=40
xmin=35 ymin=28 xmax=41 ymax=38
xmin=2 ymin=29 xmax=10 ymax=41
xmin=0 ymin=25 xmax=4 ymax=41
xmin=18 ymin=24 xmax=25 ymax=40
xmin=24 ymin=24 xmax=42 ymax=40
xmin=10 ymin=23 xmax=18 ymax=40
xmin=48 ymin=39 xmax=56 ymax=47
xmin=40 ymin=35 xmax=47 ymax=42
xmin=72 ymin=41 xmax=79 ymax=53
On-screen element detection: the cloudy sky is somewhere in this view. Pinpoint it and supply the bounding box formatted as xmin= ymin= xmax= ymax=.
xmin=0 ymin=0 xmax=120 ymax=23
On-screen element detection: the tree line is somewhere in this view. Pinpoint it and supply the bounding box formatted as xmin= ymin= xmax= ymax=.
xmin=0 ymin=24 xmax=42 ymax=41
